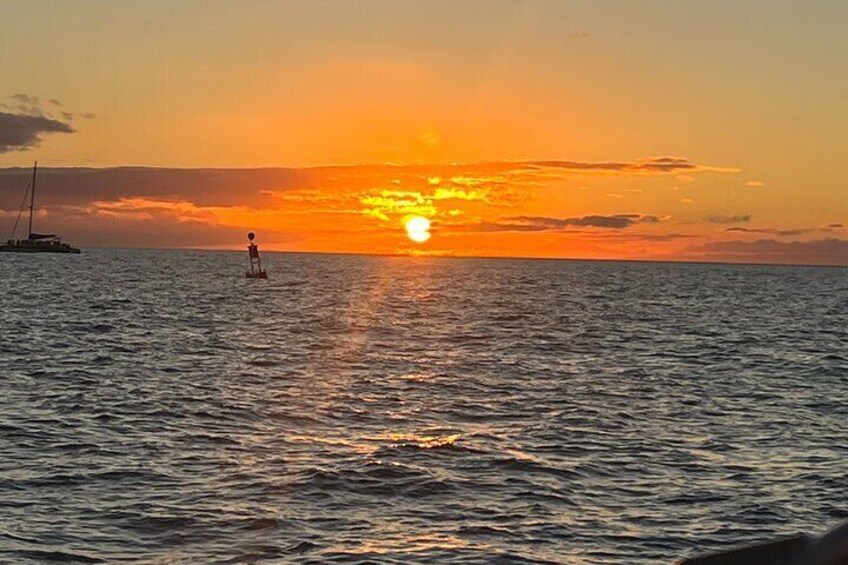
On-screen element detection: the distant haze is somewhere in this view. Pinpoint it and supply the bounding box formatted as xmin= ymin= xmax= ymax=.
xmin=1 ymin=1 xmax=846 ymax=264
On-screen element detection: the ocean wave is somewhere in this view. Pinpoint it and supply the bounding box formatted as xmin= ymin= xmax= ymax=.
xmin=2 ymin=251 xmax=846 ymax=563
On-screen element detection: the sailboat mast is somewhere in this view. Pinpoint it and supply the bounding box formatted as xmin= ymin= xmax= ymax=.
xmin=27 ymin=161 xmax=37 ymax=237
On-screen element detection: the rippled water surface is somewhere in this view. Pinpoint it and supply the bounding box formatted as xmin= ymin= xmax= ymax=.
xmin=1 ymin=250 xmax=847 ymax=564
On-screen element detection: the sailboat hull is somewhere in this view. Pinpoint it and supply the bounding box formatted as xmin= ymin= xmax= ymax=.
xmin=0 ymin=241 xmax=81 ymax=253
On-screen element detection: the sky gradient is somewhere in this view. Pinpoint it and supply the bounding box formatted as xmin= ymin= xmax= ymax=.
xmin=1 ymin=1 xmax=846 ymax=264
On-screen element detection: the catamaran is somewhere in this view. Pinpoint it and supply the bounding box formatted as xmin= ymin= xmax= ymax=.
xmin=0 ymin=162 xmax=80 ymax=254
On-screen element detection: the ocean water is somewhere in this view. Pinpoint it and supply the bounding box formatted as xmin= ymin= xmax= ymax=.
xmin=1 ymin=249 xmax=846 ymax=564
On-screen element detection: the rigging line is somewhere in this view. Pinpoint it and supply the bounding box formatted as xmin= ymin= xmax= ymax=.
xmin=8 ymin=174 xmax=33 ymax=241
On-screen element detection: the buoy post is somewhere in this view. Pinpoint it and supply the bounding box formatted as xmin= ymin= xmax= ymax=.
xmin=245 ymin=232 xmax=268 ymax=279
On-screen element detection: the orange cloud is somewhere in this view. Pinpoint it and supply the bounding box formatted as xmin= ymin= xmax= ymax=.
xmin=0 ymin=157 xmax=754 ymax=260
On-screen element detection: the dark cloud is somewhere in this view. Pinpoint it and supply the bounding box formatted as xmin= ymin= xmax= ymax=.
xmin=525 ymin=157 xmax=699 ymax=174
xmin=827 ymin=223 xmax=843 ymax=229
xmin=578 ymin=231 xmax=697 ymax=241
xmin=453 ymin=214 xmax=660 ymax=232
xmin=706 ymin=214 xmax=751 ymax=224
xmin=3 ymin=94 xmax=96 ymax=127
xmin=0 ymin=167 xmax=313 ymax=209
xmin=507 ymin=214 xmax=659 ymax=229
xmin=454 ymin=221 xmax=552 ymax=233
xmin=11 ymin=93 xmax=42 ymax=105
xmin=618 ymin=233 xmax=696 ymax=241
xmin=0 ymin=112 xmax=75 ymax=153
xmin=340 ymin=156 xmax=732 ymax=178
xmin=15 ymin=105 xmax=46 ymax=117
xmin=724 ymin=227 xmax=811 ymax=237
xmin=34 ymin=208 xmax=294 ymax=249
xmin=686 ymin=239 xmax=848 ymax=267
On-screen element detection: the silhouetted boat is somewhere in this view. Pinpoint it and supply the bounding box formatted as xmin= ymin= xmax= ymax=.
xmin=0 ymin=162 xmax=80 ymax=254
xmin=679 ymin=519 xmax=848 ymax=565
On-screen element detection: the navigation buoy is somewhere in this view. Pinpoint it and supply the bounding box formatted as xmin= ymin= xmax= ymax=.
xmin=245 ymin=232 xmax=268 ymax=279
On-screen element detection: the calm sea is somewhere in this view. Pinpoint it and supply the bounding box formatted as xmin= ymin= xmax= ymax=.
xmin=1 ymin=250 xmax=846 ymax=564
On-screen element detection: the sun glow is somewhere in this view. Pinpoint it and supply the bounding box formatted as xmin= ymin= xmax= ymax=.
xmin=404 ymin=215 xmax=431 ymax=243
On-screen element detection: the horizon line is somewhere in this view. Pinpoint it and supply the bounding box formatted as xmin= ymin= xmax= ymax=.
xmin=73 ymin=245 xmax=848 ymax=270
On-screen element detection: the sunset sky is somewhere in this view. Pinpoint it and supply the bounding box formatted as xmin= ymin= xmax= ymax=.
xmin=1 ymin=0 xmax=846 ymax=264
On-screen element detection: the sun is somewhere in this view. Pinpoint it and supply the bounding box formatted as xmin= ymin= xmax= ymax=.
xmin=404 ymin=215 xmax=431 ymax=243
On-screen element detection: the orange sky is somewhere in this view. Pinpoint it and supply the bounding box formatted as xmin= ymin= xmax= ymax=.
xmin=1 ymin=1 xmax=846 ymax=265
